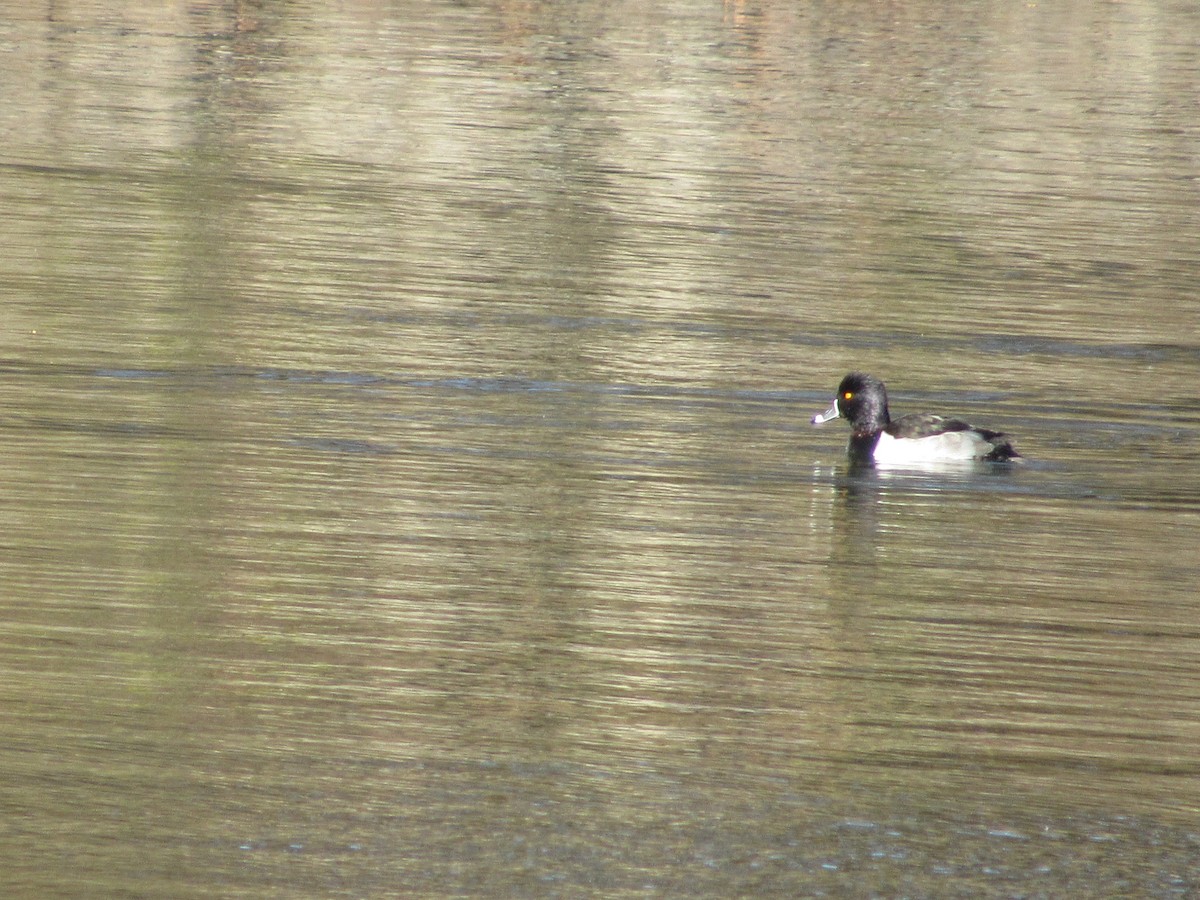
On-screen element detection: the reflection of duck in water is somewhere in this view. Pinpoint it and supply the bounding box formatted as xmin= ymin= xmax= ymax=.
xmin=812 ymin=373 xmax=1020 ymax=466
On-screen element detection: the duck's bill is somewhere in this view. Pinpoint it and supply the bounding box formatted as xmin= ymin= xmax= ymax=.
xmin=811 ymin=403 xmax=839 ymax=425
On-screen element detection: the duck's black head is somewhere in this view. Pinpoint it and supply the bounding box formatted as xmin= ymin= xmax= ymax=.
xmin=817 ymin=372 xmax=892 ymax=433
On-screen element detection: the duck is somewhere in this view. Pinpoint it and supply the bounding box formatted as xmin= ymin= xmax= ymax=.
xmin=812 ymin=372 xmax=1020 ymax=465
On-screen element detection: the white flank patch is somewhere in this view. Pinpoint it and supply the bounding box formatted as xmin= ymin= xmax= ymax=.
xmin=871 ymin=429 xmax=992 ymax=465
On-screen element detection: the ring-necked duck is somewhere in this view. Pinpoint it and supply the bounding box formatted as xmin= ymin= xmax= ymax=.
xmin=812 ymin=372 xmax=1020 ymax=465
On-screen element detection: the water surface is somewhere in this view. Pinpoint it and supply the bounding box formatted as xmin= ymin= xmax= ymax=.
xmin=2 ymin=0 xmax=1199 ymax=895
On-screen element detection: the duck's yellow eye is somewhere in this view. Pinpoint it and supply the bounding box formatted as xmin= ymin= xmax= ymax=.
xmin=843 ymin=391 xmax=854 ymax=400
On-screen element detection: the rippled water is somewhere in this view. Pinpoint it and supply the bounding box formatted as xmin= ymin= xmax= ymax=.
xmin=2 ymin=1 xmax=1200 ymax=896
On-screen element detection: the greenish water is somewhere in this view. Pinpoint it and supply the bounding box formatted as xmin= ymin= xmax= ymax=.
xmin=1 ymin=1 xmax=1199 ymax=895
